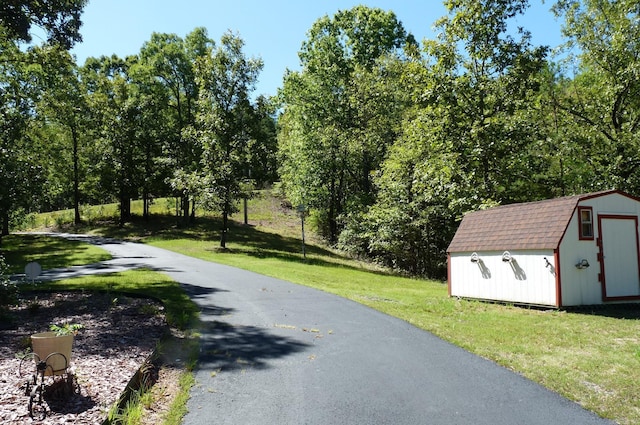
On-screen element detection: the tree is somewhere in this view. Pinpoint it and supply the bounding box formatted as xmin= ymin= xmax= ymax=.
xmin=278 ymin=6 xmax=417 ymax=244
xmin=552 ymin=0 xmax=640 ymax=193
xmin=427 ymin=0 xmax=549 ymax=203
xmin=523 ymin=64 xmax=610 ymax=196
xmin=34 ymin=47 xmax=90 ymax=224
xmin=0 ymin=40 xmax=45 ymax=242
xmin=193 ymin=31 xmax=263 ymax=248
xmin=0 ymin=0 xmax=86 ymax=48
xmin=0 ymin=0 xmax=87 ymax=238
xmin=81 ymin=55 xmax=148 ymax=225
xmin=138 ymin=28 xmax=214 ymax=225
xmin=341 ymin=0 xmax=551 ymax=277
xmin=247 ymin=95 xmax=278 ymax=186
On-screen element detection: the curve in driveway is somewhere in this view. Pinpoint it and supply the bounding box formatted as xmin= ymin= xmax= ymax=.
xmin=29 ymin=233 xmax=613 ymax=425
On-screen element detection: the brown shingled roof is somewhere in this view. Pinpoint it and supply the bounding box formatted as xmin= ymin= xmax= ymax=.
xmin=447 ymin=191 xmax=618 ymax=253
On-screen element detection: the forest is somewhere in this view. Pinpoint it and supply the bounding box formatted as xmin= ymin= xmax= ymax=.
xmin=1 ymin=0 xmax=639 ymax=278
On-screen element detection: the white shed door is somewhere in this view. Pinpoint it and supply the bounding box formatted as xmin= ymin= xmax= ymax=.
xmin=600 ymin=216 xmax=640 ymax=298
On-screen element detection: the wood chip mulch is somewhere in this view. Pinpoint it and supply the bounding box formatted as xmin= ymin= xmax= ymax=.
xmin=0 ymin=292 xmax=168 ymax=424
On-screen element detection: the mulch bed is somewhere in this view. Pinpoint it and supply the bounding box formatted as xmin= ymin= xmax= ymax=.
xmin=0 ymin=292 xmax=168 ymax=424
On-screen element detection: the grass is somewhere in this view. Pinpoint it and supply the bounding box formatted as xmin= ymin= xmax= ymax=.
xmin=11 ymin=191 xmax=640 ymax=424
xmin=162 ymin=371 xmax=196 ymax=425
xmin=1 ymin=233 xmax=112 ymax=274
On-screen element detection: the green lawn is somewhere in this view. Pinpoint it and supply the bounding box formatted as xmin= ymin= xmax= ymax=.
xmin=1 ymin=233 xmax=111 ymax=274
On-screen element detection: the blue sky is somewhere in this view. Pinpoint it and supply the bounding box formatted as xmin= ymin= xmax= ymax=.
xmin=70 ymin=0 xmax=565 ymax=98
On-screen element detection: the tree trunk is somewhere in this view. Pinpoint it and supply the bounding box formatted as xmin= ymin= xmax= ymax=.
xmin=2 ymin=212 xmax=9 ymax=237
xmin=220 ymin=209 xmax=228 ymax=248
xmin=119 ymin=189 xmax=131 ymax=226
xmin=182 ymin=193 xmax=190 ymax=225
xmin=220 ymin=193 xmax=230 ymax=248
xmin=143 ymin=191 xmax=150 ymax=220
xmin=71 ymin=124 xmax=81 ymax=225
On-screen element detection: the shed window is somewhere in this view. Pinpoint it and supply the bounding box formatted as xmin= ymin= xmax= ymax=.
xmin=579 ymin=206 xmax=594 ymax=240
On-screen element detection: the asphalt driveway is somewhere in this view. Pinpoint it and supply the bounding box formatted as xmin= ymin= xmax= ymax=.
xmin=32 ymin=234 xmax=614 ymax=425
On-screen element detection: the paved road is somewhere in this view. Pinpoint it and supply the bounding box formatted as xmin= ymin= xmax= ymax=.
xmin=27 ymin=234 xmax=613 ymax=425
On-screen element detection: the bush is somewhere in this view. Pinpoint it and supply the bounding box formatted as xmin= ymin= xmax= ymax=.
xmin=0 ymin=255 xmax=17 ymax=305
xmin=0 ymin=255 xmax=18 ymax=324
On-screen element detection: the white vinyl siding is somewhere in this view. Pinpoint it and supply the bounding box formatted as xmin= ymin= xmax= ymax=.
xmin=449 ymin=250 xmax=557 ymax=306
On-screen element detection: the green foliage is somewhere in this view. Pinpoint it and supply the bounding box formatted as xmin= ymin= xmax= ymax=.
xmin=192 ymin=31 xmax=264 ymax=247
xmin=278 ymin=5 xmax=417 ymax=244
xmin=0 ymin=38 xmax=49 ymax=239
xmin=0 ymin=0 xmax=86 ymax=48
xmin=340 ymin=0 xmax=551 ymax=277
xmin=0 ymin=255 xmax=18 ymax=307
xmin=430 ymin=0 xmax=550 ymax=203
xmin=138 ymin=28 xmax=212 ymax=225
xmin=50 ymin=322 xmax=84 ymax=336
xmin=552 ymin=0 xmax=640 ymax=193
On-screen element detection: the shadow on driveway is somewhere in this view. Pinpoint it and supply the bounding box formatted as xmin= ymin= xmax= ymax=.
xmin=198 ymin=320 xmax=310 ymax=371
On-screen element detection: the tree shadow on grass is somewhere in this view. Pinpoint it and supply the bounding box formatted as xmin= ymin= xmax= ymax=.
xmin=89 ymin=214 xmax=337 ymax=259
xmin=41 ymin=213 xmax=405 ymax=279
xmin=197 ymin=320 xmax=310 ymax=372
xmin=2 ymin=234 xmax=111 ymax=275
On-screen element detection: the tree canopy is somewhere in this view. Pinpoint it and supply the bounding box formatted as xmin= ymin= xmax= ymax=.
xmin=0 ymin=0 xmax=86 ymax=48
xmin=279 ymin=5 xmax=418 ymax=243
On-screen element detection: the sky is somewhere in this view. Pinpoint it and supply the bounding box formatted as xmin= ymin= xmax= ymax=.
xmin=68 ymin=0 xmax=566 ymax=98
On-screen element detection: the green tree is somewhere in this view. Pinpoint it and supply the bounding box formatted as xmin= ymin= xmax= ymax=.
xmin=0 ymin=0 xmax=86 ymax=238
xmin=34 ymin=47 xmax=91 ymax=223
xmin=0 ymin=0 xmax=86 ymax=48
xmin=138 ymin=28 xmax=213 ymax=224
xmin=192 ymin=31 xmax=263 ymax=248
xmin=552 ymin=0 xmax=640 ymax=192
xmin=248 ymin=95 xmax=278 ymax=185
xmin=345 ymin=0 xmax=550 ymax=277
xmin=82 ymin=55 xmax=148 ymax=225
xmin=428 ymin=0 xmax=549 ymax=203
xmin=0 ymin=40 xmax=45 ymax=241
xmin=522 ymin=64 xmax=609 ymax=196
xmin=278 ymin=5 xmax=416 ymax=243
xmin=127 ymin=59 xmax=173 ymax=219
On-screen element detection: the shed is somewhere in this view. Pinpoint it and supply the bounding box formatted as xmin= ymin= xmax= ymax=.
xmin=447 ymin=190 xmax=640 ymax=307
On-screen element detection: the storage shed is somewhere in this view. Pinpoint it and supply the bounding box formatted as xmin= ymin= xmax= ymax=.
xmin=447 ymin=190 xmax=640 ymax=307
